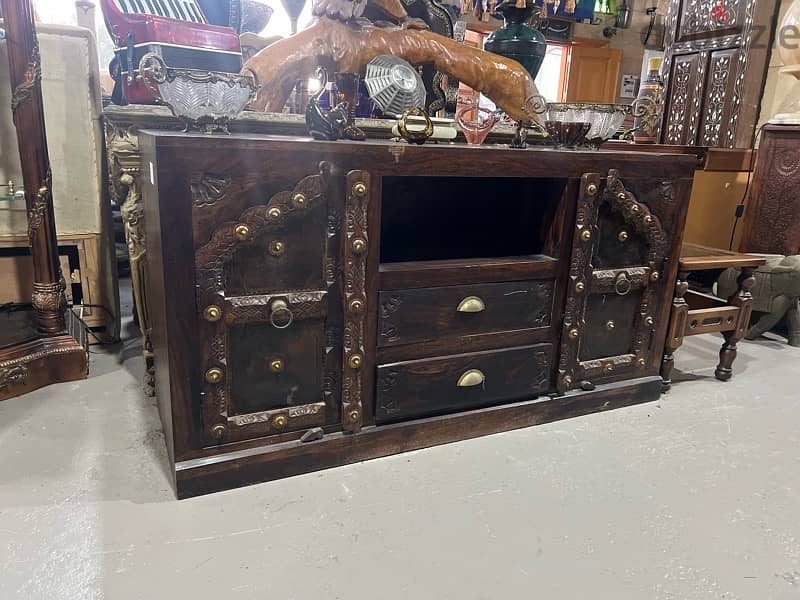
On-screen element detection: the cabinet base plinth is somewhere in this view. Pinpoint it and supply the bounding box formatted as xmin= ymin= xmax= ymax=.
xmin=174 ymin=376 xmax=662 ymax=499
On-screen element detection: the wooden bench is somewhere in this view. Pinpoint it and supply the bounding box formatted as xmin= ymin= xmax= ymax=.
xmin=661 ymin=243 xmax=767 ymax=390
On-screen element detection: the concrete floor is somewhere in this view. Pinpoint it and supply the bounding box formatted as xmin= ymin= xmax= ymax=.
xmin=1 ymin=309 xmax=799 ymax=599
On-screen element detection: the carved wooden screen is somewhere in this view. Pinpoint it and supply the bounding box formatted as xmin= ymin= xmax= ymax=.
xmin=659 ymin=0 xmax=777 ymax=147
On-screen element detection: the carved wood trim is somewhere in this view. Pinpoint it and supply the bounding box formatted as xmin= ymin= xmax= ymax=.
xmin=105 ymin=120 xmax=155 ymax=395
xmin=190 ymin=174 xmax=232 ymax=208
xmin=557 ymin=172 xmax=601 ymax=393
xmin=341 ymin=170 xmax=369 ymax=433
xmin=0 ymin=364 xmax=28 ymax=391
xmin=195 ymin=162 xmax=331 ymax=299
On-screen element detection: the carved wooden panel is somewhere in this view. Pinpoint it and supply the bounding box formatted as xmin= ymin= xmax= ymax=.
xmin=192 ymin=163 xmax=342 ymax=444
xmin=660 ymin=0 xmax=767 ymax=147
xmin=697 ymin=48 xmax=740 ymax=147
xmin=558 ymin=170 xmax=669 ymax=392
xmin=662 ymin=53 xmax=703 ymax=146
xmin=676 ymin=0 xmax=747 ymax=42
xmin=739 ymin=125 xmax=800 ymax=256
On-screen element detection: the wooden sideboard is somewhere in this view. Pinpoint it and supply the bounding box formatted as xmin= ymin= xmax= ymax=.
xmin=139 ymin=132 xmax=695 ymax=497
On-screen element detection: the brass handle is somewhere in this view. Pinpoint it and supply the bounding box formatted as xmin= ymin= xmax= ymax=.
xmin=457 ymin=369 xmax=485 ymax=387
xmin=398 ymin=107 xmax=434 ymax=145
xmin=457 ymin=296 xmax=485 ymax=313
xmin=269 ymin=299 xmax=293 ymax=329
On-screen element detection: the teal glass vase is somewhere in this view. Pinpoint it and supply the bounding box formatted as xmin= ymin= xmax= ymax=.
xmin=483 ymin=1 xmax=547 ymax=79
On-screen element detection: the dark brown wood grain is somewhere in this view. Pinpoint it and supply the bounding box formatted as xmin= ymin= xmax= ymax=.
xmin=376 ymin=344 xmax=552 ymax=423
xmin=378 ymin=280 xmax=554 ymax=348
xmin=376 ymin=328 xmax=553 ymax=363
xmin=379 ymin=256 xmax=558 ymax=289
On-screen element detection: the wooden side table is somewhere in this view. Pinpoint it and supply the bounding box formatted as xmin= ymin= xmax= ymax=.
xmin=661 ymin=243 xmax=767 ymax=390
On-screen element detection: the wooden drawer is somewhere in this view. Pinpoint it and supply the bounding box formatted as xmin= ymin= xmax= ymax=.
xmin=375 ymin=344 xmax=552 ymax=423
xmin=378 ymin=280 xmax=553 ymax=348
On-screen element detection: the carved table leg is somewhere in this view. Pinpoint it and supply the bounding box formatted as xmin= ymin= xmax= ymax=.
xmin=119 ymin=173 xmax=155 ymax=396
xmin=106 ymin=120 xmax=155 ymax=396
xmin=715 ymin=267 xmax=755 ymax=381
xmin=661 ymin=271 xmax=689 ymax=392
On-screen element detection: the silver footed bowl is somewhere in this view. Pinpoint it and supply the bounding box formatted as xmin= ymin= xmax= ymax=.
xmin=139 ymin=53 xmax=257 ymax=133
xmin=524 ymin=97 xmax=656 ymax=148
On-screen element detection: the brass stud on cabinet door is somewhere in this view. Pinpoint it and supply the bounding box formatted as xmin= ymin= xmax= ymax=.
xmin=348 ymin=354 xmax=363 ymax=370
xmin=272 ymin=415 xmax=287 ymax=429
xmin=203 ymin=305 xmax=222 ymax=322
xmin=617 ymin=230 xmax=629 ymax=242
xmin=617 ymin=192 xmax=626 ymax=201
xmin=349 ymin=298 xmax=364 ymax=314
xmin=575 ymin=281 xmax=585 ymax=293
xmin=637 ymin=357 xmax=646 ymax=368
xmin=210 ymin=424 xmax=226 ymax=440
xmin=644 ymin=215 xmax=654 ymax=225
xmin=580 ymin=229 xmax=592 ymax=242
xmin=604 ymin=363 xmax=615 ymax=373
xmin=562 ymin=375 xmax=573 ymax=387
xmin=586 ymin=183 xmax=598 ymax=195
xmin=269 ymin=240 xmax=285 ymax=257
xmin=349 ymin=409 xmax=361 ymax=423
xmin=606 ymin=320 xmax=615 ymax=331
xmin=650 ymin=271 xmax=660 ymax=282
xmin=644 ymin=315 xmax=655 ymax=326
xmin=568 ymin=327 xmax=579 ymax=339
xmin=292 ymin=192 xmax=306 ymax=207
xmin=267 ymin=206 xmax=282 ymax=219
xmin=234 ymin=224 xmax=250 ymax=241
xmin=269 ymin=358 xmax=285 ymax=373
xmin=629 ymin=204 xmax=640 ymax=213
xmin=352 ymin=182 xmax=367 ymax=197
xmin=205 ymin=367 xmax=223 ymax=384
xmin=351 ymin=238 xmax=366 ymax=254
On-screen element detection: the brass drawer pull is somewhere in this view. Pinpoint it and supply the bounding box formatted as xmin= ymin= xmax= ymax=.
xmin=457 ymin=296 xmax=485 ymax=313
xmin=457 ymin=369 xmax=485 ymax=387
xmin=269 ymin=299 xmax=294 ymax=329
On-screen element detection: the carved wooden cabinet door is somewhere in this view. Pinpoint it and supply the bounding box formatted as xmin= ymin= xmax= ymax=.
xmin=558 ymin=171 xmax=669 ymax=392
xmin=660 ymin=0 xmax=776 ymax=147
xmin=192 ymin=163 xmax=349 ymax=444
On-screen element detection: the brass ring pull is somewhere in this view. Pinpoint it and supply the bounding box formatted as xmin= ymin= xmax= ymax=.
xmin=615 ymin=272 xmax=632 ymax=296
xmin=457 ymin=369 xmax=485 ymax=387
xmin=269 ymin=298 xmax=294 ymax=329
xmin=398 ymin=107 xmax=434 ymax=145
xmin=457 ymin=296 xmax=485 ymax=313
